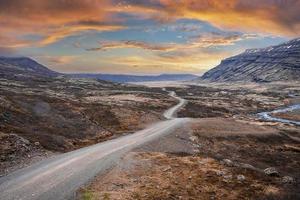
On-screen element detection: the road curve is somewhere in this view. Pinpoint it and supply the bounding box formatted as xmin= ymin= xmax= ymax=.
xmin=164 ymin=91 xmax=187 ymax=120
xmin=0 ymin=91 xmax=188 ymax=200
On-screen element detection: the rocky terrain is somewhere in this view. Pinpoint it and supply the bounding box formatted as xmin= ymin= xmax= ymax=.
xmin=79 ymin=82 xmax=300 ymax=200
xmin=0 ymin=57 xmax=59 ymax=77
xmin=201 ymin=38 xmax=300 ymax=82
xmin=0 ymin=57 xmax=175 ymax=176
xmin=1 ymin=56 xmax=299 ymax=199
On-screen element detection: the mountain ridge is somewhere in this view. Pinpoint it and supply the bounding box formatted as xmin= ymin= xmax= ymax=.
xmin=0 ymin=57 xmax=59 ymax=77
xmin=0 ymin=56 xmax=198 ymax=82
xmin=200 ymin=38 xmax=300 ymax=82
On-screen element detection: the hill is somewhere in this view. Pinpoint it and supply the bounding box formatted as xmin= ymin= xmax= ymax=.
xmin=0 ymin=57 xmax=59 ymax=78
xmin=201 ymin=38 xmax=300 ymax=82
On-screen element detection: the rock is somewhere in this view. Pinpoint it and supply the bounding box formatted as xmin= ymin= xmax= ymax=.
xmin=237 ymin=175 xmax=246 ymax=181
xmin=240 ymin=163 xmax=256 ymax=170
xmin=221 ymin=159 xmax=234 ymax=167
xmin=34 ymin=142 xmax=40 ymax=146
xmin=264 ymin=167 xmax=279 ymax=176
xmin=189 ymin=136 xmax=198 ymax=142
xmin=163 ymin=167 xmax=171 ymax=172
xmin=282 ymin=176 xmax=295 ymax=184
xmin=216 ymin=170 xmax=226 ymax=176
xmin=223 ymin=175 xmax=233 ymax=182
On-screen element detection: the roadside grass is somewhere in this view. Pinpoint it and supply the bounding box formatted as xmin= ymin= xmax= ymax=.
xmin=103 ymin=193 xmax=111 ymax=200
xmin=81 ymin=189 xmax=94 ymax=200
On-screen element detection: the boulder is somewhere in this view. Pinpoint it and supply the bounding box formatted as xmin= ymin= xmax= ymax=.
xmin=264 ymin=167 xmax=279 ymax=176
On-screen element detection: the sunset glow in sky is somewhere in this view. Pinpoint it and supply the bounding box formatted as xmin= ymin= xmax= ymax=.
xmin=1 ymin=0 xmax=300 ymax=74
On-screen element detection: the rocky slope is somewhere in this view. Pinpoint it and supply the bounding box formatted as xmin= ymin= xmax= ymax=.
xmin=201 ymin=38 xmax=300 ymax=82
xmin=0 ymin=57 xmax=59 ymax=77
xmin=0 ymin=57 xmax=175 ymax=175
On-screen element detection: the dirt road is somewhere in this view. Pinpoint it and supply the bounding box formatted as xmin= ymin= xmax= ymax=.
xmin=0 ymin=91 xmax=188 ymax=200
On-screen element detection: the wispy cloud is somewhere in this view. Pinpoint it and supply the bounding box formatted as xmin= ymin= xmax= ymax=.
xmin=41 ymin=55 xmax=77 ymax=65
xmin=86 ymin=40 xmax=175 ymax=51
xmin=0 ymin=0 xmax=298 ymax=49
xmin=0 ymin=0 xmax=124 ymax=47
xmin=86 ymin=33 xmax=256 ymax=52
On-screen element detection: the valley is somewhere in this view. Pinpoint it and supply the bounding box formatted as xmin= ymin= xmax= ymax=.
xmin=0 ymin=38 xmax=300 ymax=200
xmin=1 ymin=1 xmax=300 ymax=199
xmin=0 ymin=72 xmax=176 ymax=176
xmin=80 ymin=81 xmax=300 ymax=200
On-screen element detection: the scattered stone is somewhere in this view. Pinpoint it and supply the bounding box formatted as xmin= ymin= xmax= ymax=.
xmin=240 ymin=163 xmax=256 ymax=170
xmin=163 ymin=167 xmax=171 ymax=172
xmin=198 ymin=160 xmax=205 ymax=165
xmin=193 ymin=149 xmax=200 ymax=154
xmin=282 ymin=176 xmax=295 ymax=184
xmin=223 ymin=174 xmax=233 ymax=182
xmin=189 ymin=136 xmax=198 ymax=142
xmin=221 ymin=159 xmax=234 ymax=167
xmin=264 ymin=167 xmax=279 ymax=176
xmin=284 ymin=145 xmax=300 ymax=153
xmin=34 ymin=142 xmax=40 ymax=146
xmin=216 ymin=170 xmax=226 ymax=176
xmin=237 ymin=175 xmax=246 ymax=182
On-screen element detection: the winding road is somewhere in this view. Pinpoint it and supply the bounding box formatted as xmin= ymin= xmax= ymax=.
xmin=0 ymin=91 xmax=188 ymax=200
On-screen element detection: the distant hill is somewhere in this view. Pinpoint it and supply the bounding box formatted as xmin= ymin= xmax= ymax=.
xmin=0 ymin=56 xmax=198 ymax=83
xmin=0 ymin=57 xmax=59 ymax=77
xmin=69 ymin=73 xmax=199 ymax=83
xmin=200 ymin=38 xmax=300 ymax=82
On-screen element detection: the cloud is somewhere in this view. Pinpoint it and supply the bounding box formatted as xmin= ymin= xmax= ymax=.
xmin=125 ymin=0 xmax=300 ymax=36
xmin=0 ymin=0 xmax=124 ymax=47
xmin=103 ymin=49 xmax=229 ymax=74
xmin=188 ymin=33 xmax=259 ymax=48
xmin=0 ymin=0 xmax=298 ymax=49
xmin=39 ymin=55 xmax=77 ymax=65
xmin=86 ymin=40 xmax=175 ymax=51
xmin=86 ymin=33 xmax=255 ymax=53
xmin=39 ymin=24 xmax=124 ymax=45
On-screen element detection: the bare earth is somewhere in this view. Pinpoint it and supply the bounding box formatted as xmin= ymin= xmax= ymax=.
xmin=0 ymin=76 xmax=176 ymax=176
xmin=80 ymin=82 xmax=300 ymax=200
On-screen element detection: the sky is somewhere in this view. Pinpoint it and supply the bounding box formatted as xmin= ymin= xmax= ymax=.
xmin=0 ymin=0 xmax=299 ymax=75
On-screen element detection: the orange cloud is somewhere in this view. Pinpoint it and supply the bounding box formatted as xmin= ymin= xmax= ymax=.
xmin=0 ymin=0 xmax=298 ymax=49
xmin=37 ymin=55 xmax=77 ymax=65
xmin=0 ymin=0 xmax=124 ymax=46
xmin=153 ymin=0 xmax=300 ymax=36
xmin=86 ymin=40 xmax=176 ymax=51
xmin=40 ymin=24 xmax=124 ymax=45
xmin=104 ymin=49 xmax=229 ymax=74
xmin=86 ymin=33 xmax=255 ymax=53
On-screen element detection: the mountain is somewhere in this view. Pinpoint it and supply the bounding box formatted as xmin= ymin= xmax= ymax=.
xmin=0 ymin=56 xmax=198 ymax=82
xmin=69 ymin=73 xmax=199 ymax=83
xmin=0 ymin=57 xmax=59 ymax=78
xmin=201 ymin=38 xmax=300 ymax=82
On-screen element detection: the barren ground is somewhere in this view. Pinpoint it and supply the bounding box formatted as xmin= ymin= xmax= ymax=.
xmin=79 ymin=82 xmax=300 ymax=200
xmin=0 ymin=76 xmax=175 ymax=176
